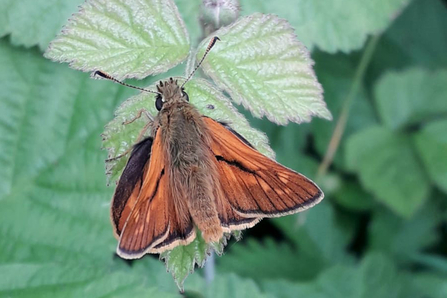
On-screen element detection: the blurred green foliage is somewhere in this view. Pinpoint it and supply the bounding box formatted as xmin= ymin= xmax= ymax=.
xmin=0 ymin=0 xmax=446 ymax=297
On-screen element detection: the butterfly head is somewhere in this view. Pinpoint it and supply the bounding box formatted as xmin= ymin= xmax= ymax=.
xmin=155 ymin=78 xmax=189 ymax=111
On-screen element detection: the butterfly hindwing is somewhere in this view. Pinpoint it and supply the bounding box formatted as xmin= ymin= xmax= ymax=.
xmin=203 ymin=117 xmax=323 ymax=223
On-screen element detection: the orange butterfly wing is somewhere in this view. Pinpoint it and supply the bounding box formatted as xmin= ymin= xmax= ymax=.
xmin=111 ymin=137 xmax=153 ymax=237
xmin=111 ymin=132 xmax=195 ymax=259
xmin=203 ymin=117 xmax=323 ymax=226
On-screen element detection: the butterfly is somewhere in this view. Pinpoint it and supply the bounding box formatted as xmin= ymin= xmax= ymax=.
xmin=99 ymin=37 xmax=323 ymax=259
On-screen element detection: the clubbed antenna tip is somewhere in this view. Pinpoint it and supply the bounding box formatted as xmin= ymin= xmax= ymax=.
xmin=93 ymin=71 xmax=161 ymax=95
xmin=181 ymin=36 xmax=220 ymax=88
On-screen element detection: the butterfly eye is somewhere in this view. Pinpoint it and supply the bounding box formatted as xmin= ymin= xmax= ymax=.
xmin=155 ymin=95 xmax=164 ymax=111
xmin=182 ymin=90 xmax=189 ymax=102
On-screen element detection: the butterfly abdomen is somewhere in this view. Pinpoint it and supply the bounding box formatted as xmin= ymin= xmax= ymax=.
xmin=160 ymin=102 xmax=223 ymax=243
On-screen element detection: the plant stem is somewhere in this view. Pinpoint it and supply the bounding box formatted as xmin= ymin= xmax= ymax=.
xmin=204 ymin=251 xmax=215 ymax=284
xmin=316 ymin=34 xmax=381 ymax=179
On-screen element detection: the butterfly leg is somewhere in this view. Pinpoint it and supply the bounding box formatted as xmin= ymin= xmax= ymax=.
xmin=123 ymin=109 xmax=153 ymax=125
xmin=106 ymin=109 xmax=153 ymax=162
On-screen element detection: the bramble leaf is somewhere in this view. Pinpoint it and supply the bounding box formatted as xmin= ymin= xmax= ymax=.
xmin=44 ymin=0 xmax=190 ymax=80
xmin=0 ymin=0 xmax=83 ymax=50
xmin=414 ymin=119 xmax=447 ymax=194
xmin=369 ymin=204 xmax=442 ymax=265
xmin=205 ymin=273 xmax=274 ymax=298
xmin=374 ymin=69 xmax=447 ymax=130
xmin=345 ymin=126 xmax=430 ymax=217
xmin=218 ymin=237 xmax=325 ymax=282
xmin=0 ymin=263 xmax=178 ymax=298
xmin=263 ymin=253 xmax=405 ymax=298
xmin=242 ymin=0 xmax=410 ymax=53
xmin=198 ymin=13 xmax=331 ymax=125
xmin=375 ymin=0 xmax=447 ymax=70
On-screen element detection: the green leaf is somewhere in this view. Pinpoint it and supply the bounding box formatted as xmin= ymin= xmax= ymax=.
xmin=333 ymin=180 xmax=375 ymax=211
xmin=103 ymin=77 xmax=274 ymax=182
xmin=301 ymin=202 xmax=351 ymax=262
xmin=0 ymin=0 xmax=84 ymax=50
xmin=44 ymin=0 xmax=190 ymax=80
xmin=0 ymin=39 xmax=120 ymax=202
xmin=354 ymin=253 xmax=404 ymax=298
xmin=263 ymin=279 xmax=321 ymax=298
xmin=409 ymin=273 xmax=447 ymax=298
xmin=206 ymin=274 xmax=275 ymax=298
xmin=264 ymin=265 xmax=447 ymax=298
xmin=199 ymin=13 xmax=331 ymax=125
xmin=0 ymin=262 xmax=178 ymax=298
xmin=160 ymin=230 xmax=229 ymax=290
xmin=368 ymin=204 xmax=442 ymax=264
xmin=273 ymin=202 xmax=353 ymax=267
xmin=218 ymin=238 xmax=325 ymax=282
xmin=183 ymin=273 xmax=276 ymax=298
xmin=374 ymin=68 xmax=447 ymax=130
xmin=263 ymin=253 xmax=405 ymax=298
xmin=345 ymin=126 xmax=430 ymax=217
xmin=242 ymin=0 xmax=410 ymax=53
xmin=373 ymin=0 xmax=447 ymax=71
xmin=0 ymin=40 xmax=117 ymax=263
xmin=414 ymin=119 xmax=447 ymax=194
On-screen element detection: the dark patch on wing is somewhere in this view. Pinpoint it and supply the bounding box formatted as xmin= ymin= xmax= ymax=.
xmin=111 ymin=137 xmax=153 ymax=234
xmin=217 ymin=121 xmax=254 ymax=148
xmin=215 ymin=155 xmax=255 ymax=174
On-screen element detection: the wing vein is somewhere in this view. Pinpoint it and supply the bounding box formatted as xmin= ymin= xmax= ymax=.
xmin=234 ymin=169 xmax=265 ymax=213
xmin=253 ymin=174 xmax=279 ymax=210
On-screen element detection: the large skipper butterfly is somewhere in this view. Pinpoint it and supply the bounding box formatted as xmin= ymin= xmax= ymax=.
xmin=98 ymin=37 xmax=323 ymax=259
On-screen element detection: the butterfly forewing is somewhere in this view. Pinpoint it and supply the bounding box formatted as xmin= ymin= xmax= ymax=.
xmin=111 ymin=137 xmax=153 ymax=237
xmin=203 ymin=117 xmax=323 ymax=221
xmin=115 ymin=131 xmax=195 ymax=258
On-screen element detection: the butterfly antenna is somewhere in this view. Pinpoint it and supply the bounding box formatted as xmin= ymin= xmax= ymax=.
xmin=93 ymin=71 xmax=161 ymax=95
xmin=181 ymin=36 xmax=220 ymax=88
